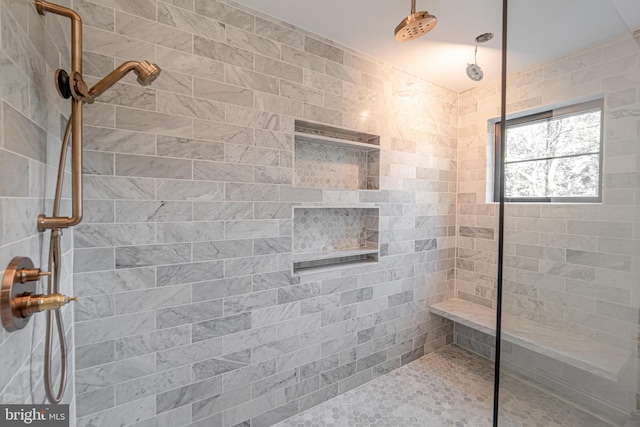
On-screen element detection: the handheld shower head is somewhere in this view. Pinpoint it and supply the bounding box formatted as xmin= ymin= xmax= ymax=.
xmin=89 ymin=60 xmax=161 ymax=100
xmin=134 ymin=60 xmax=161 ymax=86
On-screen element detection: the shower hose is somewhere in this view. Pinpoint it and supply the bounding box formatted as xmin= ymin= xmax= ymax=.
xmin=43 ymin=114 xmax=73 ymax=403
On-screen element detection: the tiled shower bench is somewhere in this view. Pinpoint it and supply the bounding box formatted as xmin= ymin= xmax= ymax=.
xmin=430 ymin=298 xmax=633 ymax=382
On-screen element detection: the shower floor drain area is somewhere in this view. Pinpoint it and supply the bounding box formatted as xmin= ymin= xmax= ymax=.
xmin=274 ymin=345 xmax=611 ymax=427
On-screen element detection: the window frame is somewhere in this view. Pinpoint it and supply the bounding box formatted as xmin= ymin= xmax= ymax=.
xmin=493 ymin=99 xmax=604 ymax=203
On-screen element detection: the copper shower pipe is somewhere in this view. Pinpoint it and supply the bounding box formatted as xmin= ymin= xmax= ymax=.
xmin=36 ymin=0 xmax=84 ymax=231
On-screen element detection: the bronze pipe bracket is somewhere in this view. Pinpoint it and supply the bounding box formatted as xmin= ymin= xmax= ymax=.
xmin=35 ymin=0 xmax=45 ymax=14
xmin=53 ymin=69 xmax=94 ymax=104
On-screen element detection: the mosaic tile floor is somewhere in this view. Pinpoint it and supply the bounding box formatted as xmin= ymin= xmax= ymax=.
xmin=275 ymin=345 xmax=612 ymax=427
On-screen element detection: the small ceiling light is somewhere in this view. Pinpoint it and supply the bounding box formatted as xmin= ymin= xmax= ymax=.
xmin=466 ymin=32 xmax=494 ymax=82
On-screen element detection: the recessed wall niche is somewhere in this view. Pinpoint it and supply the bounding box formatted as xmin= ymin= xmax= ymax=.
xmin=294 ymin=120 xmax=380 ymax=190
xmin=292 ymin=207 xmax=379 ymax=274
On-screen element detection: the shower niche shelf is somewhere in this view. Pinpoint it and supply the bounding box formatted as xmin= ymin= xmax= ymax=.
xmin=294 ymin=120 xmax=380 ymax=191
xmin=292 ymin=206 xmax=379 ymax=274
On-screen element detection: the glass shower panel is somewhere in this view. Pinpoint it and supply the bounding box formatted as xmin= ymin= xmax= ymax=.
xmin=498 ymin=1 xmax=640 ymax=425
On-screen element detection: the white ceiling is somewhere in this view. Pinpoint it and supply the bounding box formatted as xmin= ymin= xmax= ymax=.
xmin=233 ymin=0 xmax=640 ymax=92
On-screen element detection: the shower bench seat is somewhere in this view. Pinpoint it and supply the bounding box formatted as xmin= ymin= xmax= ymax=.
xmin=430 ymin=298 xmax=632 ymax=382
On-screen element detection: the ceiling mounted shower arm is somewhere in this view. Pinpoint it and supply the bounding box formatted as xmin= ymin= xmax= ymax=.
xmin=36 ymin=0 xmax=85 ymax=231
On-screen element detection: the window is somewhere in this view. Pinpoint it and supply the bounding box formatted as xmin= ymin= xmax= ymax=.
xmin=494 ymin=99 xmax=603 ymax=202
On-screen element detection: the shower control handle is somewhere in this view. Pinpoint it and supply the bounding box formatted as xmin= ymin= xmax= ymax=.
xmin=1 ymin=257 xmax=76 ymax=332
xmin=16 ymin=268 xmax=51 ymax=284
xmin=15 ymin=293 xmax=76 ymax=317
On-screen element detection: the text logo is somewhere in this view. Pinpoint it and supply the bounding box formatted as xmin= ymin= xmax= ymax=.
xmin=0 ymin=405 xmax=68 ymax=426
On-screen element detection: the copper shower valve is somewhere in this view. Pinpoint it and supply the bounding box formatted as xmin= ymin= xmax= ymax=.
xmin=1 ymin=257 xmax=76 ymax=332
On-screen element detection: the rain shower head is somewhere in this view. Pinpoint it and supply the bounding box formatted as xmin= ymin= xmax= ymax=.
xmin=89 ymin=60 xmax=161 ymax=100
xmin=394 ymin=0 xmax=437 ymax=42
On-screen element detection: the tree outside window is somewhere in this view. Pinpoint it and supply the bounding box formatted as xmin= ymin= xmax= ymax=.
xmin=494 ymin=99 xmax=603 ymax=202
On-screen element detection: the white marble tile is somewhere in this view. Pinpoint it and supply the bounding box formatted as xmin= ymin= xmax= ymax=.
xmin=156 ymin=46 xmax=225 ymax=81
xmin=194 ymin=35 xmax=254 ymax=70
xmin=115 ymin=107 xmax=193 ymax=138
xmin=431 ymin=298 xmax=632 ymax=381
xmin=116 ymin=10 xmax=191 ymax=52
xmin=194 ymin=0 xmax=254 ymax=31
xmin=84 ymin=27 xmax=155 ymax=60
xmin=158 ymin=1 xmax=225 ymax=42
xmin=255 ymin=17 xmax=303 ymax=50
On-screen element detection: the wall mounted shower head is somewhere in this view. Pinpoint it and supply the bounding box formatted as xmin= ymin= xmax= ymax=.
xmin=89 ymin=60 xmax=161 ymax=100
xmin=394 ymin=0 xmax=437 ymax=42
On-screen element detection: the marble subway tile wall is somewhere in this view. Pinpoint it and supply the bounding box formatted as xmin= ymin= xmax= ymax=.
xmin=0 ymin=0 xmax=75 ymax=414
xmin=72 ymin=0 xmax=458 ymax=425
xmin=457 ymin=32 xmax=640 ymax=417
